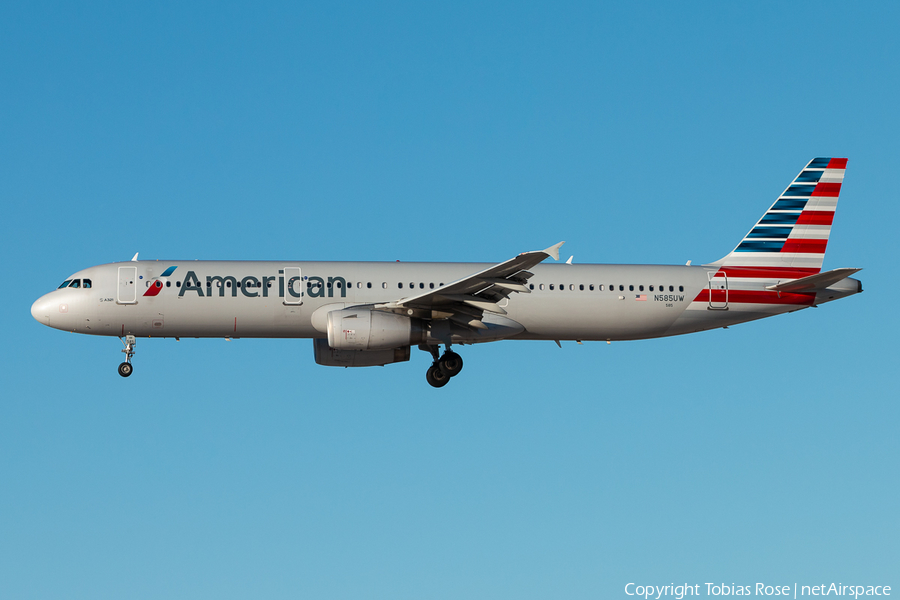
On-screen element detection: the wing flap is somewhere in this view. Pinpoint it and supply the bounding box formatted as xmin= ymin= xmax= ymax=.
xmin=478 ymin=278 xmax=531 ymax=293
xmin=438 ymin=294 xmax=508 ymax=315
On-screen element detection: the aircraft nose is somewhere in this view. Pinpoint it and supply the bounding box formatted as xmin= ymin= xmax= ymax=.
xmin=31 ymin=295 xmax=52 ymax=324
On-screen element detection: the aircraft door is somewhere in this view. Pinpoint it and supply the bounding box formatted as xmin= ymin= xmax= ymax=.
xmin=283 ymin=267 xmax=303 ymax=305
xmin=117 ymin=266 xmax=137 ymax=304
xmin=707 ymin=271 xmax=728 ymax=310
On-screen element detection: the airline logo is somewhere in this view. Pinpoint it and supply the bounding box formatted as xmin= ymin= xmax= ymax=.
xmin=729 ymin=157 xmax=846 ymax=265
xmin=143 ymin=266 xmax=177 ymax=297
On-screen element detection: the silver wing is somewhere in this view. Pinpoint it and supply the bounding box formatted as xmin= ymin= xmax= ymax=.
xmin=376 ymin=242 xmax=564 ymax=330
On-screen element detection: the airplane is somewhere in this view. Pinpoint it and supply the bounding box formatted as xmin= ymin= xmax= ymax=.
xmin=31 ymin=158 xmax=862 ymax=387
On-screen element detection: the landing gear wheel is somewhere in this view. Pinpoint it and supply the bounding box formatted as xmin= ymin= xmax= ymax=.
xmin=118 ymin=362 xmax=133 ymax=377
xmin=439 ymin=351 xmax=464 ymax=377
xmin=426 ymin=363 xmax=450 ymax=388
xmin=118 ymin=335 xmax=136 ymax=379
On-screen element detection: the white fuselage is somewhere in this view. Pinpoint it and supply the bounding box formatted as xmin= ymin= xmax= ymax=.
xmin=31 ymin=260 xmax=860 ymax=344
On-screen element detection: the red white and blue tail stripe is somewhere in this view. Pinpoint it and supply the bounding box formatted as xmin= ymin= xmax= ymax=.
xmin=711 ymin=157 xmax=847 ymax=273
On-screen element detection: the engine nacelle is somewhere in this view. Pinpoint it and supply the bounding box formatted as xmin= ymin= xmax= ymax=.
xmin=326 ymin=308 xmax=424 ymax=350
xmin=313 ymin=339 xmax=410 ymax=367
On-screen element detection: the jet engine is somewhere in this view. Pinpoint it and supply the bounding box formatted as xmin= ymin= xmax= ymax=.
xmin=326 ymin=308 xmax=425 ymax=351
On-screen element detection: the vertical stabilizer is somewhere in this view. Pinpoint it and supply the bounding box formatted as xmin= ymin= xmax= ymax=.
xmin=709 ymin=158 xmax=847 ymax=274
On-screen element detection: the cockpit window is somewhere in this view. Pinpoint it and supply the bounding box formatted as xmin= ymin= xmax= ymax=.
xmin=58 ymin=280 xmax=72 ymax=289
xmin=83 ymin=279 xmax=92 ymax=289
xmin=68 ymin=280 xmax=81 ymax=289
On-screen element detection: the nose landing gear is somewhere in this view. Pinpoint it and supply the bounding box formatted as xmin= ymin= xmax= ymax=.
xmin=422 ymin=345 xmax=464 ymax=388
xmin=118 ymin=335 xmax=136 ymax=377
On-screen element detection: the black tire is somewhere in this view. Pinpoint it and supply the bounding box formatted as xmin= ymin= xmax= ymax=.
xmin=426 ymin=364 xmax=450 ymax=388
xmin=439 ymin=351 xmax=464 ymax=377
xmin=118 ymin=362 xmax=133 ymax=378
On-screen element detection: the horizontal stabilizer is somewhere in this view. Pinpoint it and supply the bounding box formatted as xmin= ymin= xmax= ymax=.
xmin=765 ymin=268 xmax=862 ymax=293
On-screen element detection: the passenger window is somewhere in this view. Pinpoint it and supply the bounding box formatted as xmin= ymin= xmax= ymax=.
xmin=589 ymin=284 xmax=594 ymax=291
xmin=69 ymin=280 xmax=81 ymax=288
xmin=570 ymin=284 xmax=575 ymax=291
xmin=176 ymin=281 xmax=181 ymax=287
xmin=83 ymin=279 xmax=92 ymax=289
xmin=539 ymin=284 xmax=545 ymax=290
xmin=368 ymin=282 xmax=373 ymax=289
xmin=629 ymin=285 xmax=634 ymax=291
xmin=165 ymin=281 xmax=170 ymax=288
xmin=409 ymin=282 xmax=414 ymax=289
xmin=639 ymin=285 xmax=644 ymax=292
xmin=649 ymin=285 xmax=654 ymax=291
xmin=669 ymin=285 xmax=674 ymax=292
xmin=429 ymin=283 xmax=434 ymax=289
xmin=679 ymin=285 xmax=684 ymax=292
xmin=549 ymin=284 xmax=554 ymax=290
xmin=619 ymin=285 xmax=624 ymax=291
xmin=529 ymin=284 xmax=534 ymax=290
xmin=398 ymin=283 xmax=402 ymax=289
xmin=419 ymin=283 xmax=424 ymax=289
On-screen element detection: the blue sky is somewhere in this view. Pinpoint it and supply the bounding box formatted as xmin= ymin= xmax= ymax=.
xmin=1 ymin=2 xmax=897 ymax=598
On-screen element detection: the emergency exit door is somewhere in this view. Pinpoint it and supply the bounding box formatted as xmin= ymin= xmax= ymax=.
xmin=283 ymin=267 xmax=303 ymax=305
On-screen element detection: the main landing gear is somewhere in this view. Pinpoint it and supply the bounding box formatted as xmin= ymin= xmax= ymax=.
xmin=422 ymin=345 xmax=464 ymax=388
xmin=118 ymin=335 xmax=136 ymax=377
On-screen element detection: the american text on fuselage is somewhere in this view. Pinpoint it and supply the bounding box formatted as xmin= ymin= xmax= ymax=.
xmin=174 ymin=270 xmax=349 ymax=299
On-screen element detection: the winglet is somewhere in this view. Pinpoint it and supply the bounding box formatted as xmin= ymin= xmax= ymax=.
xmin=131 ymin=252 xmax=139 ymax=262
xmin=566 ymin=255 xmax=574 ymax=265
xmin=543 ymin=241 xmax=565 ymax=261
